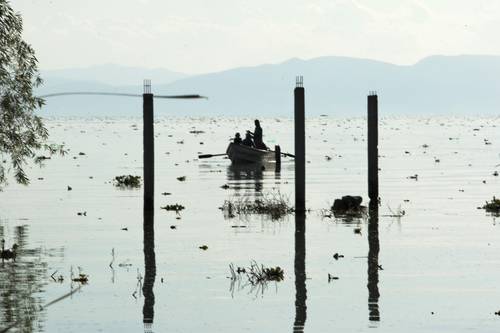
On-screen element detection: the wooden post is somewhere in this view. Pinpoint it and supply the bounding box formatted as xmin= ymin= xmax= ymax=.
xmin=275 ymin=145 xmax=281 ymax=173
xmin=294 ymin=76 xmax=306 ymax=213
xmin=368 ymin=93 xmax=378 ymax=202
xmin=143 ymin=80 xmax=154 ymax=211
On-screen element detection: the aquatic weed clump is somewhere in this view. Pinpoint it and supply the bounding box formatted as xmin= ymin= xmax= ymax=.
xmin=482 ymin=197 xmax=500 ymax=215
xmin=221 ymin=192 xmax=293 ymax=220
xmin=113 ymin=175 xmax=141 ymax=188
xmin=322 ymin=195 xmax=367 ymax=219
xmin=229 ymin=261 xmax=284 ymax=284
xmin=228 ymin=261 xmax=285 ymax=296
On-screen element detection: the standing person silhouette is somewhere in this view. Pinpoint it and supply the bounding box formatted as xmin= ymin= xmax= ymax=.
xmin=250 ymin=119 xmax=268 ymax=150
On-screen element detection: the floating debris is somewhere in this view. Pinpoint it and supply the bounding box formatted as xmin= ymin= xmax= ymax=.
xmin=385 ymin=205 xmax=406 ymax=218
xmin=113 ymin=175 xmax=141 ymax=188
xmin=161 ymin=192 xmax=172 ymax=196
xmin=177 ymin=176 xmax=186 ymax=181
xmin=328 ymin=273 xmax=339 ymax=282
xmin=77 ymin=212 xmax=87 ymax=216
xmin=199 ymin=245 xmax=208 ymax=250
xmin=333 ymin=253 xmax=344 ymax=260
xmin=220 ymin=184 xmax=230 ymax=189
xmin=161 ymin=204 xmax=185 ymax=212
xmin=72 ymin=274 xmax=89 ymax=284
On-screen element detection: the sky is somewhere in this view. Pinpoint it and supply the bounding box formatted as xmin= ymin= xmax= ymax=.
xmin=14 ymin=0 xmax=500 ymax=74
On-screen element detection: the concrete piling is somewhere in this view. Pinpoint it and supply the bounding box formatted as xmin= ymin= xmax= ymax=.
xmin=294 ymin=76 xmax=306 ymax=213
xmin=143 ymin=80 xmax=154 ymax=211
xmin=367 ymin=93 xmax=379 ymax=202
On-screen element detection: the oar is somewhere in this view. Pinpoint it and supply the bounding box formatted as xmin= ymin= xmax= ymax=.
xmin=281 ymin=152 xmax=295 ymax=158
xmin=198 ymin=153 xmax=227 ymax=159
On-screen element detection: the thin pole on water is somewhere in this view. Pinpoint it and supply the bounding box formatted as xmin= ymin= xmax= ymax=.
xmin=143 ymin=80 xmax=154 ymax=211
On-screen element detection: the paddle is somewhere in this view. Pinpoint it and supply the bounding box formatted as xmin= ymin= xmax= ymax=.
xmin=281 ymin=152 xmax=295 ymax=158
xmin=198 ymin=153 xmax=227 ymax=159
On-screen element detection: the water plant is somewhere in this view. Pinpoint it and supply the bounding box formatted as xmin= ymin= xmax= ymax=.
xmin=229 ymin=261 xmax=284 ymax=285
xmin=113 ymin=175 xmax=141 ymax=188
xmin=220 ymin=192 xmax=293 ymax=220
xmin=482 ymin=197 xmax=500 ymax=215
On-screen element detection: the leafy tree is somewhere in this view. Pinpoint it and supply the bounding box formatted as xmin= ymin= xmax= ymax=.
xmin=0 ymin=0 xmax=63 ymax=187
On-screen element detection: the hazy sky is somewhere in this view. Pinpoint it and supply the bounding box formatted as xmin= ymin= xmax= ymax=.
xmin=14 ymin=0 xmax=500 ymax=74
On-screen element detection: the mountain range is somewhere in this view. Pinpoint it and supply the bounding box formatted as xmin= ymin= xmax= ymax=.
xmin=37 ymin=55 xmax=500 ymax=117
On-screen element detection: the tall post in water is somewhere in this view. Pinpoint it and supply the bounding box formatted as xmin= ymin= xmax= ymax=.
xmin=367 ymin=92 xmax=379 ymax=203
xmin=143 ymin=80 xmax=154 ymax=211
xmin=294 ymin=76 xmax=306 ymax=213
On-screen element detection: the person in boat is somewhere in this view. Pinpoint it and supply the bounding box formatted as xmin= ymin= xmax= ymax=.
xmin=249 ymin=119 xmax=267 ymax=150
xmin=242 ymin=131 xmax=255 ymax=147
xmin=233 ymin=132 xmax=242 ymax=144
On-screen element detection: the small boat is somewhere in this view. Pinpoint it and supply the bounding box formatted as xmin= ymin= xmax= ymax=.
xmin=226 ymin=143 xmax=275 ymax=164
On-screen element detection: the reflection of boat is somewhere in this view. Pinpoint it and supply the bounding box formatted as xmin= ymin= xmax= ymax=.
xmin=226 ymin=143 xmax=275 ymax=164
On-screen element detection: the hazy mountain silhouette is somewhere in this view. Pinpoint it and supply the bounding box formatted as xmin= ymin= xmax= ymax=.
xmin=37 ymin=55 xmax=500 ymax=117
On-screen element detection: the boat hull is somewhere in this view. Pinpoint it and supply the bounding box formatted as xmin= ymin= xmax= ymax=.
xmin=226 ymin=143 xmax=274 ymax=164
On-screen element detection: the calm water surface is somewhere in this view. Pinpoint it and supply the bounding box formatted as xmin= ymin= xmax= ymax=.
xmin=0 ymin=116 xmax=499 ymax=332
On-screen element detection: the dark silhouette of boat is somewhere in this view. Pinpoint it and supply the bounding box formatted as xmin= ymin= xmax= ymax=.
xmin=226 ymin=143 xmax=274 ymax=164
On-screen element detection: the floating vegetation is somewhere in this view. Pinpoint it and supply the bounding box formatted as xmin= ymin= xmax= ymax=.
xmin=177 ymin=176 xmax=186 ymax=181
xmin=189 ymin=130 xmax=205 ymax=134
xmin=161 ymin=204 xmax=185 ymax=212
xmin=324 ymin=195 xmax=367 ymax=219
xmin=199 ymin=245 xmax=208 ymax=250
xmin=229 ymin=261 xmax=284 ymax=285
xmin=482 ymin=197 xmax=500 ymax=215
xmin=220 ymin=192 xmax=293 ymax=220
xmin=113 ymin=175 xmax=141 ymax=188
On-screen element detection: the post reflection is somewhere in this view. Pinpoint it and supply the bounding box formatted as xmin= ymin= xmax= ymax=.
xmin=294 ymin=213 xmax=307 ymax=332
xmin=367 ymin=202 xmax=380 ymax=322
xmin=226 ymin=164 xmax=264 ymax=196
xmin=143 ymin=211 xmax=156 ymax=333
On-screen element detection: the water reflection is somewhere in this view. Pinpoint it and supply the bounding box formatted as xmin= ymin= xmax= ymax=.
xmin=226 ymin=164 xmax=264 ymax=196
xmin=143 ymin=211 xmax=156 ymax=333
xmin=294 ymin=213 xmax=307 ymax=332
xmin=0 ymin=225 xmax=49 ymax=333
xmin=367 ymin=204 xmax=380 ymax=322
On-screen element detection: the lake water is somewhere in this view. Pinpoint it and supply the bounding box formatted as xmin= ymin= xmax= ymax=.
xmin=0 ymin=116 xmax=499 ymax=332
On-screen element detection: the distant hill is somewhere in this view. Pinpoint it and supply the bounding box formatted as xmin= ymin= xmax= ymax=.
xmin=37 ymin=55 xmax=500 ymax=117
